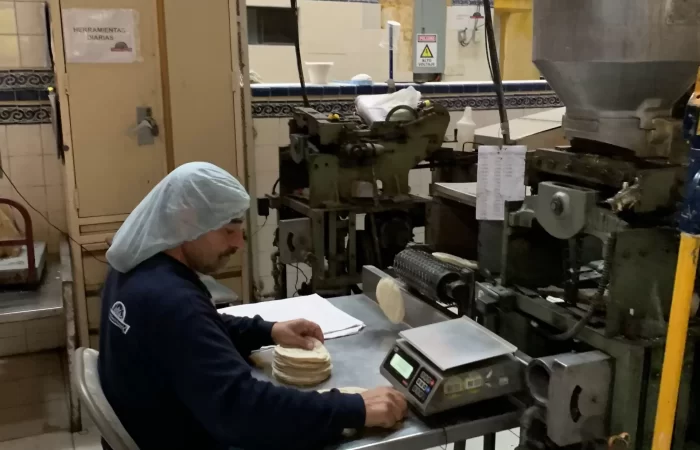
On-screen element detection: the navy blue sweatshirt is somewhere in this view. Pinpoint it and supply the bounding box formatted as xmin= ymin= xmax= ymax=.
xmin=98 ymin=253 xmax=365 ymax=450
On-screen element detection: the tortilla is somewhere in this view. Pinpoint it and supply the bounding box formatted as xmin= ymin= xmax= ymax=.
xmin=432 ymin=252 xmax=478 ymax=270
xmin=273 ymin=367 xmax=331 ymax=386
xmin=274 ymin=338 xmax=330 ymax=362
xmin=272 ymin=338 xmax=332 ymax=387
xmin=375 ymin=277 xmax=405 ymax=324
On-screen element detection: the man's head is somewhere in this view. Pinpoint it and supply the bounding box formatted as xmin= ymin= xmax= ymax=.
xmin=177 ymin=219 xmax=245 ymax=274
xmin=106 ymin=162 xmax=250 ymax=274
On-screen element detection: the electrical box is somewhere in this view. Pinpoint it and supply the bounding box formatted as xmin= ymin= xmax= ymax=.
xmin=413 ymin=0 xmax=446 ymax=82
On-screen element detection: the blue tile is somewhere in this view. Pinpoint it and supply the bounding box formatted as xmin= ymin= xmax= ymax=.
xmin=323 ymin=85 xmax=341 ymax=96
xmin=448 ymin=84 xmax=465 ymax=94
xmin=477 ymin=83 xmax=495 ymax=93
xmin=0 ymin=91 xmax=14 ymax=101
xmin=415 ymin=84 xmax=435 ymax=94
xmin=339 ymin=85 xmax=357 ymax=95
xmin=433 ymin=84 xmax=450 ymax=94
xmin=251 ymin=86 xmax=271 ymax=98
xmin=357 ymin=85 xmax=373 ymax=95
xmin=372 ymin=84 xmax=389 ymax=94
xmin=463 ymin=84 xmax=479 ymax=93
xmin=306 ymin=85 xmax=325 ymax=96
xmin=269 ymin=86 xmax=290 ymax=97
xmin=38 ymin=90 xmax=49 ymax=101
xmin=502 ymin=83 xmax=520 ymax=93
xmin=395 ymin=83 xmax=412 ymax=91
xmin=14 ymin=90 xmax=40 ymax=101
xmin=288 ymin=85 xmax=303 ymax=96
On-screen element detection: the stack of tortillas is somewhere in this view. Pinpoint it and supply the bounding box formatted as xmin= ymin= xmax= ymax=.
xmin=272 ymin=338 xmax=332 ymax=386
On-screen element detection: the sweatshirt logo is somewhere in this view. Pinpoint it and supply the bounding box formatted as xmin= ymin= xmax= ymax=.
xmin=109 ymin=302 xmax=131 ymax=334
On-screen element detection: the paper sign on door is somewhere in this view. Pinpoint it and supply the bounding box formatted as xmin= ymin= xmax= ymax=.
xmin=62 ymin=9 xmax=140 ymax=63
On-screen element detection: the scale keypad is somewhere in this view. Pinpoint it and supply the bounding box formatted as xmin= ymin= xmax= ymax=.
xmin=409 ymin=369 xmax=436 ymax=403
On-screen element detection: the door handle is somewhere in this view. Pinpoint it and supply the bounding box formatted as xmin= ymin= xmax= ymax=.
xmin=130 ymin=107 xmax=159 ymax=145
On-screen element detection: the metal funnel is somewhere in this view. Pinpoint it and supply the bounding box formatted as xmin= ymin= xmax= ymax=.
xmin=533 ymin=0 xmax=700 ymax=157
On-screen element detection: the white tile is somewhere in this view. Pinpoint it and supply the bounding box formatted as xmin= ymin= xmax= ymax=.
xmin=0 ymin=35 xmax=19 ymax=68
xmin=34 ymin=431 xmax=73 ymax=450
xmin=361 ymin=3 xmax=381 ymax=29
xmin=256 ymin=225 xmax=276 ymax=253
xmin=253 ymin=118 xmax=280 ymax=146
xmin=0 ymin=353 xmax=61 ymax=383
xmin=0 ymin=322 xmax=25 ymax=339
xmin=15 ymin=2 xmax=45 ymax=35
xmin=40 ymin=124 xmax=57 ymax=156
xmin=0 ymin=335 xmax=28 ymax=357
xmin=7 ymin=124 xmax=42 ymax=156
xmin=254 ymin=145 xmax=280 ymax=173
xmin=18 ymin=35 xmax=48 ymax=68
xmin=278 ymin=119 xmax=291 ymax=147
xmin=26 ymin=330 xmax=64 ymax=352
xmin=255 ymin=170 xmax=279 ymax=197
xmin=0 ymin=2 xmax=17 ymax=35
xmin=0 ymin=374 xmax=66 ymax=409
xmin=258 ymin=250 xmax=273 ymax=278
xmin=73 ymin=426 xmax=103 ymax=450
xmin=0 ymin=399 xmax=69 ymax=442
xmin=43 ymin=154 xmax=63 ymax=186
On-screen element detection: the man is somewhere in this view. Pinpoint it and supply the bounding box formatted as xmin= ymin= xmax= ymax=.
xmin=99 ymin=162 xmax=407 ymax=450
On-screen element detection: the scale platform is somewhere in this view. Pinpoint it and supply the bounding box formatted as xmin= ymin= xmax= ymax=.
xmin=381 ymin=317 xmax=523 ymax=415
xmin=399 ymin=317 xmax=517 ymax=371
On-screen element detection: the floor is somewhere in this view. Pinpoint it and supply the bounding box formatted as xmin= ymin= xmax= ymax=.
xmin=0 ymin=428 xmax=521 ymax=450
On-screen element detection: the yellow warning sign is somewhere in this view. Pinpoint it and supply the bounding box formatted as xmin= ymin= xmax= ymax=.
xmin=420 ymin=45 xmax=434 ymax=59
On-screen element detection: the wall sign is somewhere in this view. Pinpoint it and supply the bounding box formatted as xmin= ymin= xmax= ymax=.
xmin=416 ymin=34 xmax=438 ymax=69
xmin=62 ymin=9 xmax=140 ymax=63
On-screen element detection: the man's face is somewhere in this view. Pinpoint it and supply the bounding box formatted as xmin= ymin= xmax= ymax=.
xmin=181 ymin=221 xmax=245 ymax=274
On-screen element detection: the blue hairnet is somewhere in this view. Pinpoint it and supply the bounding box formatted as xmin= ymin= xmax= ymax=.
xmin=106 ymin=162 xmax=250 ymax=273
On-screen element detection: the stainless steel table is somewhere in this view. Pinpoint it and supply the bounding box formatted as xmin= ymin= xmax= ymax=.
xmin=251 ymin=293 xmax=520 ymax=450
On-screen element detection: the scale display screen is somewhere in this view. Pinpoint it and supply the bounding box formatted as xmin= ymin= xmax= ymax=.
xmin=390 ymin=353 xmax=415 ymax=379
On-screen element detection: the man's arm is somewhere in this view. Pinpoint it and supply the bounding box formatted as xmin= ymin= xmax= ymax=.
xmin=220 ymin=313 xmax=275 ymax=355
xmin=151 ymin=301 xmax=365 ymax=450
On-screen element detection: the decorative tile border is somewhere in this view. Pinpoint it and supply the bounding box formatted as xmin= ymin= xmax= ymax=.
xmin=0 ymin=105 xmax=51 ymax=125
xmin=252 ymin=92 xmax=562 ymax=118
xmin=0 ymin=70 xmax=54 ymax=91
xmin=252 ymin=80 xmax=551 ymax=98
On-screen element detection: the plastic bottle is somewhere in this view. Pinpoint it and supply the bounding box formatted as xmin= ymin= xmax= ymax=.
xmin=456 ymin=106 xmax=476 ymax=152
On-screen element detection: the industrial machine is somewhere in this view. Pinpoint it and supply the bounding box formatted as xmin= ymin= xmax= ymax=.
xmin=375 ymin=1 xmax=700 ymax=449
xmin=269 ymin=102 xmax=451 ymax=297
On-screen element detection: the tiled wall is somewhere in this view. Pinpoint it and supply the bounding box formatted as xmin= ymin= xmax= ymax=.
xmin=0 ymin=1 xmax=62 ymax=253
xmin=247 ymin=0 xmax=492 ymax=83
xmin=0 ymin=1 xmax=49 ymax=69
xmin=0 ymin=351 xmax=69 ymax=441
xmin=250 ymin=80 xmax=561 ymax=296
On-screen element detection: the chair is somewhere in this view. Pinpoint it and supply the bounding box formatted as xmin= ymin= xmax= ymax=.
xmin=73 ymin=347 xmax=139 ymax=450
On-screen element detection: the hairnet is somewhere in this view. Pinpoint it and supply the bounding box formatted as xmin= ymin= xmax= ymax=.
xmin=106 ymin=162 xmax=250 ymax=273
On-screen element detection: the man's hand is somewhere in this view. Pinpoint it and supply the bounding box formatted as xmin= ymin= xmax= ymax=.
xmin=271 ymin=319 xmax=324 ymax=350
xmin=361 ymin=387 xmax=408 ymax=428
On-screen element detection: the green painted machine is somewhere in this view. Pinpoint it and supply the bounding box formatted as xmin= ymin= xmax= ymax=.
xmin=269 ymin=102 xmax=451 ymax=297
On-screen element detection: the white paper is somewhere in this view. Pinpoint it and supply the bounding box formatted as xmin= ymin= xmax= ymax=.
xmin=62 ymin=9 xmax=140 ymax=63
xmin=219 ymin=294 xmax=365 ymax=340
xmin=476 ymin=145 xmax=527 ymax=220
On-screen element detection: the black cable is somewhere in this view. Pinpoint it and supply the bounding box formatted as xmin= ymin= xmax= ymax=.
xmin=545 ymin=234 xmax=617 ymax=341
xmin=290 ymin=0 xmax=309 ymax=108
xmin=272 ymin=178 xmax=280 ymax=195
xmin=0 ymin=167 xmax=108 ymax=265
xmin=482 ymin=0 xmax=510 ymax=144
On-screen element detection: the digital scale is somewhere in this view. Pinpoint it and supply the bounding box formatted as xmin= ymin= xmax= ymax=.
xmin=380 ymin=317 xmax=523 ymax=416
